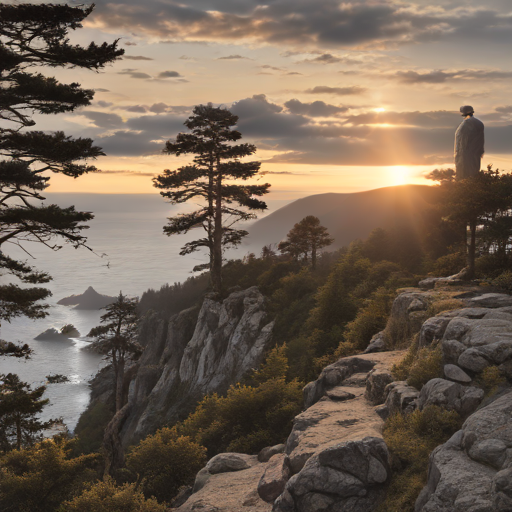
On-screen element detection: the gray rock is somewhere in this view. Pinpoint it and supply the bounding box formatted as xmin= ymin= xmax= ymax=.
xmin=416 ymin=391 xmax=512 ymax=512
xmin=206 ymin=453 xmax=253 ymax=475
xmin=468 ymin=293 xmax=512 ymax=309
xmin=419 ymin=316 xmax=451 ymax=347
xmin=258 ymin=444 xmax=285 ymax=463
xmin=365 ymin=369 xmax=394 ymax=405
xmin=192 ymin=468 xmax=211 ymax=493
xmin=476 ymin=338 xmax=512 ymax=365
xmin=458 ymin=348 xmax=491 ymax=373
xmin=418 ymin=378 xmax=484 ymax=417
xmin=274 ymin=437 xmax=390 ymax=512
xmin=170 ymin=486 xmax=193 ymax=507
xmin=342 ymin=372 xmax=368 ymax=387
xmin=444 ymin=364 xmax=472 ymax=384
xmin=258 ymin=454 xmax=291 ymax=503
xmin=442 ymin=338 xmax=467 ymax=364
xmin=303 ymin=357 xmax=375 ymax=409
xmin=364 ymin=331 xmax=387 ymax=353
xmin=325 ymin=389 xmax=356 ymax=402
xmin=498 ymin=360 xmax=512 ymax=378
xmin=384 ymin=381 xmax=419 ymax=416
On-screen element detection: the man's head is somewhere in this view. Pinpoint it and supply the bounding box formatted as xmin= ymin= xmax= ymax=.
xmin=460 ymin=105 xmax=474 ymax=117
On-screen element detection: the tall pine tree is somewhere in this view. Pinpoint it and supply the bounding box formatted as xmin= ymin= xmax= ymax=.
xmin=154 ymin=104 xmax=271 ymax=292
xmin=0 ymin=4 xmax=123 ymax=344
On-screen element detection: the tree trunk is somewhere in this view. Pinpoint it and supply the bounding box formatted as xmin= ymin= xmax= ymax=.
xmin=103 ymin=403 xmax=131 ymax=478
xmin=466 ymin=219 xmax=477 ymax=279
xmin=212 ymin=159 xmax=223 ymax=293
xmin=115 ymin=355 xmax=124 ymax=413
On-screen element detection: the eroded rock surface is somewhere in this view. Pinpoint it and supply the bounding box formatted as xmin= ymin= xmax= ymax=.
xmin=416 ymin=391 xmax=512 ymax=512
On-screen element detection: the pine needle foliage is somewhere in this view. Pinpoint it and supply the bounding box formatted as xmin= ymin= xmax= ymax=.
xmin=154 ymin=104 xmax=270 ymax=292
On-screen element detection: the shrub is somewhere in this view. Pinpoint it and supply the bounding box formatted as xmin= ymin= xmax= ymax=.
xmin=177 ymin=378 xmax=303 ymax=457
xmin=406 ymin=344 xmax=443 ymax=390
xmin=59 ymin=478 xmax=166 ymax=512
xmin=0 ymin=438 xmax=99 ymax=512
xmin=74 ymin=402 xmax=114 ymax=455
xmin=391 ymin=337 xmax=419 ymax=381
xmin=492 ymin=270 xmax=512 ymax=293
xmin=478 ymin=365 xmax=507 ymax=395
xmin=425 ymin=298 xmax=464 ymax=317
xmin=381 ymin=406 xmax=462 ymax=512
xmin=253 ymin=345 xmax=288 ymax=384
xmin=125 ymin=429 xmax=206 ymax=504
xmin=430 ymin=251 xmax=465 ymax=277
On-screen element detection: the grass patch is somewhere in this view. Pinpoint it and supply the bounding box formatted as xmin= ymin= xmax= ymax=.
xmin=477 ymin=365 xmax=507 ymax=396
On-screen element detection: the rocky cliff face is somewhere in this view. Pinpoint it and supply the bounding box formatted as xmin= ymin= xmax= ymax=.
xmin=173 ymin=286 xmax=512 ymax=512
xmin=118 ymin=286 xmax=274 ymax=445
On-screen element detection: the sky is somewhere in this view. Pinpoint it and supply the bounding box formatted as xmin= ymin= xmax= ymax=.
xmin=29 ymin=0 xmax=512 ymax=199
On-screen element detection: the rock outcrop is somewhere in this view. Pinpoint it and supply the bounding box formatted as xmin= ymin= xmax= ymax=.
xmin=416 ymin=390 xmax=512 ymax=512
xmin=118 ymin=286 xmax=274 ymax=445
xmin=57 ymin=286 xmax=116 ymax=309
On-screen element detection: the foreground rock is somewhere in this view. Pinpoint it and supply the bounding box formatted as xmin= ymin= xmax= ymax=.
xmin=58 ymin=286 xmax=116 ymax=309
xmin=416 ymin=390 xmax=512 ymax=512
xmin=274 ymin=437 xmax=390 ymax=512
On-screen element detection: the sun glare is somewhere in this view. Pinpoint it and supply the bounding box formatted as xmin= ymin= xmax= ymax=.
xmin=390 ymin=166 xmax=409 ymax=185
xmin=374 ymin=108 xmax=386 ymax=112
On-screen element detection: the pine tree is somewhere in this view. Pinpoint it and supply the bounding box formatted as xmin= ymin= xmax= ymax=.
xmin=278 ymin=216 xmax=334 ymax=269
xmin=0 ymin=373 xmax=57 ymax=451
xmin=153 ymin=104 xmax=271 ymax=293
xmin=0 ymin=4 xmax=123 ymax=341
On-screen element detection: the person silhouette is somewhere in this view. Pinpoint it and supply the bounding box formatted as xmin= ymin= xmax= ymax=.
xmin=454 ymin=105 xmax=484 ymax=180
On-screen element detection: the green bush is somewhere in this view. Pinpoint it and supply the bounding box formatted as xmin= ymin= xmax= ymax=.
xmin=381 ymin=406 xmax=462 ymax=512
xmin=430 ymin=251 xmax=466 ymax=277
xmin=0 ymin=438 xmax=99 ymax=512
xmin=406 ymin=344 xmax=443 ymax=390
xmin=391 ymin=337 xmax=419 ymax=381
xmin=125 ymin=429 xmax=206 ymax=504
xmin=492 ymin=270 xmax=512 ymax=293
xmin=59 ymin=478 xmax=166 ymax=512
xmin=253 ymin=345 xmax=288 ymax=383
xmin=177 ymin=378 xmax=303 ymax=457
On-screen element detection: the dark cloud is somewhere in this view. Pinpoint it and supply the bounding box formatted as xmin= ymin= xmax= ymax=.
xmin=124 ymin=41 xmax=137 ymax=46
xmin=157 ymin=70 xmax=183 ymax=78
xmin=149 ymin=102 xmax=169 ymax=114
xmin=344 ymin=110 xmax=458 ymax=129
xmin=118 ymin=69 xmax=152 ymax=79
xmin=91 ymin=1 xmax=512 ymax=49
xmin=284 ymin=99 xmax=349 ymax=117
xmin=97 ymin=100 xmax=113 ymax=108
xmin=260 ymin=65 xmax=283 ymax=71
xmin=82 ymin=111 xmax=124 ymax=129
xmin=299 ymin=53 xmax=362 ymax=64
xmin=122 ymin=105 xmax=148 ymax=113
xmin=217 ymin=54 xmax=251 ymax=60
xmin=123 ymin=55 xmax=154 ymax=61
xmin=94 ymin=88 xmax=110 ymax=93
xmin=496 ymin=106 xmax=512 ymax=114
xmin=306 ymin=86 xmax=366 ymax=96
xmin=396 ymin=69 xmax=512 ymax=84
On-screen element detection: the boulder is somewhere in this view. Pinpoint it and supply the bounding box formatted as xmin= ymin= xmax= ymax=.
xmin=258 ymin=444 xmax=285 ymax=463
xmin=419 ymin=316 xmax=451 ymax=347
xmin=442 ymin=339 xmax=466 ymax=364
xmin=384 ymin=381 xmax=419 ymax=416
xmin=458 ymin=348 xmax=491 ymax=373
xmin=258 ymin=454 xmax=291 ymax=503
xmin=417 ymin=378 xmax=484 ymax=418
xmin=206 ymin=453 xmax=254 ymax=475
xmin=444 ymin=364 xmax=472 ymax=384
xmin=364 ymin=331 xmax=387 ymax=353
xmin=467 ymin=293 xmax=512 ymax=309
xmin=365 ymin=369 xmax=394 ymax=405
xmin=273 ymin=437 xmax=390 ymax=512
xmin=416 ymin=391 xmax=512 ymax=512
xmin=325 ymin=389 xmax=355 ymax=402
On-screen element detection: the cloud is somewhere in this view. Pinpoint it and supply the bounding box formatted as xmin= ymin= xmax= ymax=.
xmin=149 ymin=102 xmax=169 ymax=114
xmin=121 ymin=105 xmax=148 ymax=113
xmin=90 ymin=1 xmax=512 ymax=50
xmin=299 ymin=53 xmax=362 ymax=64
xmin=260 ymin=65 xmax=283 ymax=71
xmin=97 ymin=100 xmax=113 ymax=108
xmin=118 ymin=69 xmax=152 ymax=79
xmin=496 ymin=106 xmax=512 ymax=114
xmin=94 ymin=88 xmax=110 ymax=93
xmin=82 ymin=111 xmax=124 ymax=129
xmin=306 ymin=86 xmax=366 ymax=96
xmin=284 ymin=99 xmax=349 ymax=117
xmin=123 ymin=55 xmax=154 ymax=61
xmin=344 ymin=110 xmax=458 ymax=128
xmin=217 ymin=54 xmax=251 ymax=60
xmin=396 ymin=69 xmax=512 ymax=84
xmin=157 ymin=70 xmax=183 ymax=78
xmin=124 ymin=41 xmax=137 ymax=46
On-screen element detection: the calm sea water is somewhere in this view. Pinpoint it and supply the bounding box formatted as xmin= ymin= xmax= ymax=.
xmin=0 ymin=193 xmax=291 ymax=431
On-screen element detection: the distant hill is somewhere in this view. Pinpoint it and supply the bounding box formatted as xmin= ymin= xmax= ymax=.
xmin=57 ymin=286 xmax=116 ymax=310
xmin=247 ymin=184 xmax=439 ymax=250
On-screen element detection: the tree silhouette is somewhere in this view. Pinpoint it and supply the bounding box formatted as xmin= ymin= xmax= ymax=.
xmin=0 ymin=4 xmax=123 ymax=342
xmin=154 ymin=104 xmax=271 ymax=292
xmin=278 ymin=216 xmax=334 ymax=269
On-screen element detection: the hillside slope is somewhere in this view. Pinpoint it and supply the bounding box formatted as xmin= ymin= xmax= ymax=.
xmin=247 ymin=184 xmax=438 ymax=249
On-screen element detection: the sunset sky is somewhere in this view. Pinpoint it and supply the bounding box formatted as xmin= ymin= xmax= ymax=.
xmin=39 ymin=0 xmax=512 ymax=199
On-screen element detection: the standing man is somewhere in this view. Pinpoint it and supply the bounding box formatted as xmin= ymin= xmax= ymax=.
xmin=454 ymin=105 xmax=484 ymax=180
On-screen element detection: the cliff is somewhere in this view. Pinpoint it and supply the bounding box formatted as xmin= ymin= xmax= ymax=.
xmin=171 ymin=285 xmax=512 ymax=512
xmin=85 ymin=286 xmax=275 ymax=447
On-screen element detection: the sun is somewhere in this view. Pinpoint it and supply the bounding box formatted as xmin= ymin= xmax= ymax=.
xmin=374 ymin=108 xmax=386 ymax=113
xmin=390 ymin=166 xmax=409 ymax=185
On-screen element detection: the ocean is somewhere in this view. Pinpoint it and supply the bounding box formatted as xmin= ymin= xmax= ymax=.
xmin=0 ymin=193 xmax=291 ymax=431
